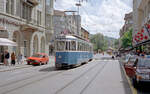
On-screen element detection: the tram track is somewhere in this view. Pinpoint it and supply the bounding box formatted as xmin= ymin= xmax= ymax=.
xmin=0 ymin=65 xmax=54 ymax=87
xmin=80 ymin=62 xmax=107 ymax=94
xmin=0 ymin=61 xmax=97 ymax=94
xmin=0 ymin=69 xmax=65 ymax=94
xmin=55 ymin=61 xmax=107 ymax=94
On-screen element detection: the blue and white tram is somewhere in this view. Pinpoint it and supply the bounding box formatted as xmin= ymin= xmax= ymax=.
xmin=55 ymin=35 xmax=93 ymax=68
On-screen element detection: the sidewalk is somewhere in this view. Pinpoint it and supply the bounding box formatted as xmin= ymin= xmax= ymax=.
xmin=0 ymin=60 xmax=30 ymax=72
xmin=0 ymin=56 xmax=55 ymax=72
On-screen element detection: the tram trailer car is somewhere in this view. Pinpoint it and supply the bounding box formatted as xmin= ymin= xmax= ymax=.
xmin=55 ymin=35 xmax=93 ymax=68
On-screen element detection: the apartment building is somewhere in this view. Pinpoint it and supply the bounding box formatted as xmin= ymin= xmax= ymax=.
xmin=81 ymin=27 xmax=89 ymax=41
xmin=119 ymin=12 xmax=133 ymax=37
xmin=53 ymin=10 xmax=81 ymax=37
xmin=0 ymin=0 xmax=54 ymax=57
xmin=119 ymin=12 xmax=133 ymax=48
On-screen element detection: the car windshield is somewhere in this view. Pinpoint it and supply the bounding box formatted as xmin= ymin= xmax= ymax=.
xmin=137 ymin=58 xmax=150 ymax=67
xmin=32 ymin=54 xmax=43 ymax=58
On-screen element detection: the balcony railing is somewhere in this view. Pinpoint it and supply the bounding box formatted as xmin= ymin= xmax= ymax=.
xmin=26 ymin=18 xmax=38 ymax=25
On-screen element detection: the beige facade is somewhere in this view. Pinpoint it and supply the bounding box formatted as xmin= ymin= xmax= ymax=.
xmin=53 ymin=10 xmax=81 ymax=37
xmin=133 ymin=0 xmax=150 ymax=46
xmin=0 ymin=0 xmax=54 ymax=57
xmin=119 ymin=12 xmax=133 ymax=37
xmin=81 ymin=27 xmax=89 ymax=41
xmin=119 ymin=12 xmax=133 ymax=48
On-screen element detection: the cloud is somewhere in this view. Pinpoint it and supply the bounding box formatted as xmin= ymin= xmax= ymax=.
xmin=54 ymin=0 xmax=133 ymax=38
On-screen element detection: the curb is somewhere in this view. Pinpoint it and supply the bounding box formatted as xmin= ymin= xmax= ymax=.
xmin=0 ymin=65 xmax=32 ymax=72
xmin=121 ymin=64 xmax=137 ymax=94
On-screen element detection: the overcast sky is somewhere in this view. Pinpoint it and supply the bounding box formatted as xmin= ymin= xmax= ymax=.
xmin=54 ymin=0 xmax=133 ymax=39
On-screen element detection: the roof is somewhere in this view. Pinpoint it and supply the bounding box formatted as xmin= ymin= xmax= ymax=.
xmin=66 ymin=35 xmax=76 ymax=39
xmin=81 ymin=27 xmax=89 ymax=34
xmin=55 ymin=35 xmax=77 ymax=40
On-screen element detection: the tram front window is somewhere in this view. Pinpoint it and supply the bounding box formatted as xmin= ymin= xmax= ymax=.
xmin=56 ymin=41 xmax=65 ymax=51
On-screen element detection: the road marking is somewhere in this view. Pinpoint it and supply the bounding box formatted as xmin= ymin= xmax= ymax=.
xmin=121 ymin=66 xmax=137 ymax=94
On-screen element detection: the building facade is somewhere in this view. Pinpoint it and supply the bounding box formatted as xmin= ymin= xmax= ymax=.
xmin=53 ymin=10 xmax=81 ymax=37
xmin=81 ymin=27 xmax=89 ymax=41
xmin=133 ymin=0 xmax=150 ymax=46
xmin=0 ymin=0 xmax=54 ymax=57
xmin=119 ymin=12 xmax=133 ymax=37
xmin=119 ymin=12 xmax=133 ymax=48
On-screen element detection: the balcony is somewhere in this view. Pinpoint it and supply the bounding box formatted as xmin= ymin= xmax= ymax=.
xmin=22 ymin=0 xmax=39 ymax=6
xmin=21 ymin=18 xmax=38 ymax=31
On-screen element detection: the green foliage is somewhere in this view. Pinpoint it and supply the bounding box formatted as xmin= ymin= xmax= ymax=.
xmin=90 ymin=33 xmax=107 ymax=51
xmin=121 ymin=28 xmax=133 ymax=48
xmin=114 ymin=39 xmax=119 ymax=49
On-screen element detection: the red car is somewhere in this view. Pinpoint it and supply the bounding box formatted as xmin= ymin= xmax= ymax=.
xmin=27 ymin=53 xmax=49 ymax=65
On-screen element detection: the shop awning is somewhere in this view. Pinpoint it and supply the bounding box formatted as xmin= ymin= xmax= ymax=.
xmin=0 ymin=38 xmax=17 ymax=46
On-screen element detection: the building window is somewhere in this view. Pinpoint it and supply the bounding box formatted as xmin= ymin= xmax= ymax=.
xmin=22 ymin=2 xmax=32 ymax=20
xmin=37 ymin=10 xmax=42 ymax=25
xmin=11 ymin=0 xmax=14 ymax=15
xmin=46 ymin=0 xmax=50 ymax=5
xmin=6 ymin=0 xmax=15 ymax=15
xmin=6 ymin=0 xmax=10 ymax=14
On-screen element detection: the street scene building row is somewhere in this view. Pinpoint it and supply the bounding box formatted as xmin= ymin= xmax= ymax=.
xmin=119 ymin=0 xmax=150 ymax=52
xmin=0 ymin=0 xmax=90 ymax=58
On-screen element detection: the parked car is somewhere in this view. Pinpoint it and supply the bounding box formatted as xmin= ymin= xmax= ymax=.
xmin=124 ymin=57 xmax=150 ymax=86
xmin=27 ymin=53 xmax=49 ymax=65
xmin=124 ymin=55 xmax=137 ymax=65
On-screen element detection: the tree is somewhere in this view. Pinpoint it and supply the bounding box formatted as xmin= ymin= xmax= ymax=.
xmin=121 ymin=28 xmax=133 ymax=48
xmin=90 ymin=33 xmax=107 ymax=51
xmin=114 ymin=39 xmax=119 ymax=49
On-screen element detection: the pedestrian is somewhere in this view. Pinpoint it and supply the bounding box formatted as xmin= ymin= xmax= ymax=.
xmin=11 ymin=52 xmax=16 ymax=66
xmin=4 ymin=50 xmax=10 ymax=66
xmin=0 ymin=52 xmax=4 ymax=64
xmin=17 ymin=53 xmax=23 ymax=64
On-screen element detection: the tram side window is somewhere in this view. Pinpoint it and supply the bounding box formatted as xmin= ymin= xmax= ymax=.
xmin=57 ymin=41 xmax=65 ymax=51
xmin=66 ymin=41 xmax=69 ymax=50
xmin=78 ymin=42 xmax=82 ymax=51
xmin=70 ymin=41 xmax=76 ymax=51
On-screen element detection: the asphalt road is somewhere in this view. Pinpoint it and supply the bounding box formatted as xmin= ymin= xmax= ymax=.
xmin=0 ymin=54 xmax=136 ymax=94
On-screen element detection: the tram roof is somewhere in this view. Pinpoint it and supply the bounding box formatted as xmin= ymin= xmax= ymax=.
xmin=56 ymin=35 xmax=76 ymax=39
xmin=66 ymin=35 xmax=77 ymax=39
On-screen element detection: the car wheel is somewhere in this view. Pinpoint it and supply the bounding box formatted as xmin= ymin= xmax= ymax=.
xmin=39 ymin=62 xmax=42 ymax=66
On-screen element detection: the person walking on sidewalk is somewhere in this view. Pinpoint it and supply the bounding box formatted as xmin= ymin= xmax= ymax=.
xmin=11 ymin=52 xmax=16 ymax=66
xmin=4 ymin=51 xmax=10 ymax=66
xmin=0 ymin=52 xmax=4 ymax=64
xmin=17 ymin=53 xmax=23 ymax=64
